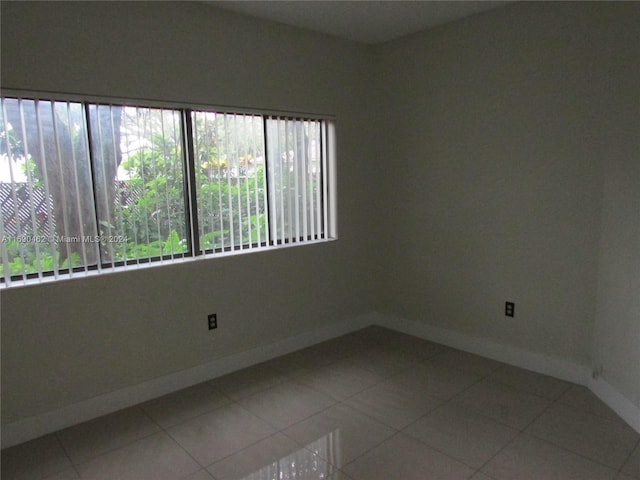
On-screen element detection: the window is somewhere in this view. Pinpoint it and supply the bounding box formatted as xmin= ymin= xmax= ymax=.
xmin=0 ymin=94 xmax=336 ymax=287
xmin=192 ymin=111 xmax=266 ymax=252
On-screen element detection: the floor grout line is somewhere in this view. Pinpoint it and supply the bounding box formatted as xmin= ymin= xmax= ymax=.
xmin=4 ymin=327 xmax=639 ymax=480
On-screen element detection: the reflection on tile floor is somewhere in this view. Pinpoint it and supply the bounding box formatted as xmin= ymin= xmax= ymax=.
xmin=229 ymin=431 xmax=342 ymax=480
xmin=2 ymin=326 xmax=639 ymax=480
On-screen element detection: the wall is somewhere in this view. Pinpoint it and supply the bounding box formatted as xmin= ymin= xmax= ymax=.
xmin=0 ymin=1 xmax=377 ymax=425
xmin=375 ymin=2 xmax=640 ymax=412
xmin=373 ymin=1 xmax=638 ymax=412
xmin=2 ymin=0 xmax=638 ymax=441
xmin=374 ymin=2 xmax=603 ymax=366
xmin=590 ymin=4 xmax=640 ymax=410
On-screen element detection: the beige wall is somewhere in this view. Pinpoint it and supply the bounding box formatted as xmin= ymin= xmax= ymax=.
xmin=374 ymin=2 xmax=602 ymax=364
xmin=0 ymin=1 xmax=378 ymax=423
xmin=373 ymin=2 xmax=638 ymax=408
xmin=590 ymin=4 xmax=640 ymax=408
xmin=2 ymin=0 xmax=638 ymax=427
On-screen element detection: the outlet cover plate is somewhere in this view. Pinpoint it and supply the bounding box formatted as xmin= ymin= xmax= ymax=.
xmin=208 ymin=313 xmax=217 ymax=330
xmin=505 ymin=302 xmax=515 ymax=317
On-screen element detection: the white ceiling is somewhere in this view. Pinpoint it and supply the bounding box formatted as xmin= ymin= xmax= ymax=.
xmin=206 ymin=1 xmax=511 ymax=44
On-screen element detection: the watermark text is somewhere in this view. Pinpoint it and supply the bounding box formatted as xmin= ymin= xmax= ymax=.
xmin=2 ymin=234 xmax=129 ymax=244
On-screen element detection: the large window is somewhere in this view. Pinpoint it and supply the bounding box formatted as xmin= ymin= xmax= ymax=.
xmin=0 ymin=94 xmax=336 ymax=287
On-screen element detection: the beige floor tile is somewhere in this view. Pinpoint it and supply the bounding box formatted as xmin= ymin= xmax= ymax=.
xmin=209 ymin=362 xmax=287 ymax=400
xmin=325 ymin=472 xmax=356 ymax=480
xmin=140 ymin=383 xmax=230 ymax=428
xmin=558 ymin=385 xmax=623 ymax=421
xmin=389 ymin=362 xmax=482 ymax=400
xmin=223 ymin=467 xmax=352 ymax=480
xmin=621 ymin=441 xmax=640 ymax=478
xmin=352 ymin=326 xmax=440 ymax=357
xmin=207 ymin=432 xmax=336 ymax=480
xmin=453 ymin=379 xmax=551 ymax=429
xmin=404 ymin=404 xmax=519 ymax=468
xmin=262 ymin=356 xmax=314 ymax=378
xmin=469 ymin=473 xmax=496 ymax=480
xmin=56 ymin=406 xmax=160 ymax=464
xmin=617 ymin=474 xmax=638 ymax=480
xmin=305 ymin=334 xmax=373 ymax=359
xmin=427 ymin=349 xmax=505 ymax=376
xmin=343 ymin=432 xmax=474 ymax=480
xmin=182 ymin=470 xmax=215 ymax=480
xmin=482 ymin=433 xmax=618 ymax=480
xmin=283 ymin=403 xmax=396 ymax=467
xmin=526 ymin=403 xmax=639 ymax=469
xmin=348 ymin=325 xmax=400 ymax=344
xmin=206 ymin=433 xmax=301 ymax=480
xmin=76 ymin=432 xmax=200 ymax=480
xmin=4 ymin=330 xmax=634 ymax=480
xmin=296 ymin=359 xmax=383 ymax=401
xmin=343 ymin=346 xmax=419 ymax=377
xmin=42 ymin=468 xmax=80 ymax=480
xmin=379 ymin=333 xmax=449 ymax=361
xmin=238 ymin=380 xmax=336 ymax=429
xmin=344 ymin=379 xmax=443 ymax=429
xmin=0 ymin=434 xmax=72 ymax=480
xmin=488 ymin=365 xmax=572 ymax=400
xmin=264 ymin=347 xmax=339 ymax=376
xmin=167 ymin=404 xmax=276 ymax=466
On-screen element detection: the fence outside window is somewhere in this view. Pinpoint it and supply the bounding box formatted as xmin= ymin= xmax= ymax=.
xmin=0 ymin=95 xmax=336 ymax=287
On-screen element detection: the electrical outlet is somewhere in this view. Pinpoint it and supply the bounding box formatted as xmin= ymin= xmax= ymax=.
xmin=505 ymin=301 xmax=515 ymax=317
xmin=208 ymin=313 xmax=217 ymax=330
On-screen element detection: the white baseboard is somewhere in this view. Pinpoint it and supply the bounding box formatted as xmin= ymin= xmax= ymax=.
xmin=373 ymin=312 xmax=590 ymax=384
xmin=373 ymin=312 xmax=639 ymax=434
xmin=1 ymin=312 xmax=374 ymax=448
xmin=3 ymin=311 xmax=638 ymax=447
xmin=588 ymin=376 xmax=640 ymax=433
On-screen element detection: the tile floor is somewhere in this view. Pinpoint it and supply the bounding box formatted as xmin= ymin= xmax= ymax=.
xmin=2 ymin=326 xmax=639 ymax=480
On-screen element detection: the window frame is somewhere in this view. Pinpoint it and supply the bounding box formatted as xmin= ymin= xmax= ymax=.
xmin=0 ymin=89 xmax=337 ymax=287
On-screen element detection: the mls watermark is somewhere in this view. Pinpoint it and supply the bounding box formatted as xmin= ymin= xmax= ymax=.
xmin=2 ymin=235 xmax=129 ymax=244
